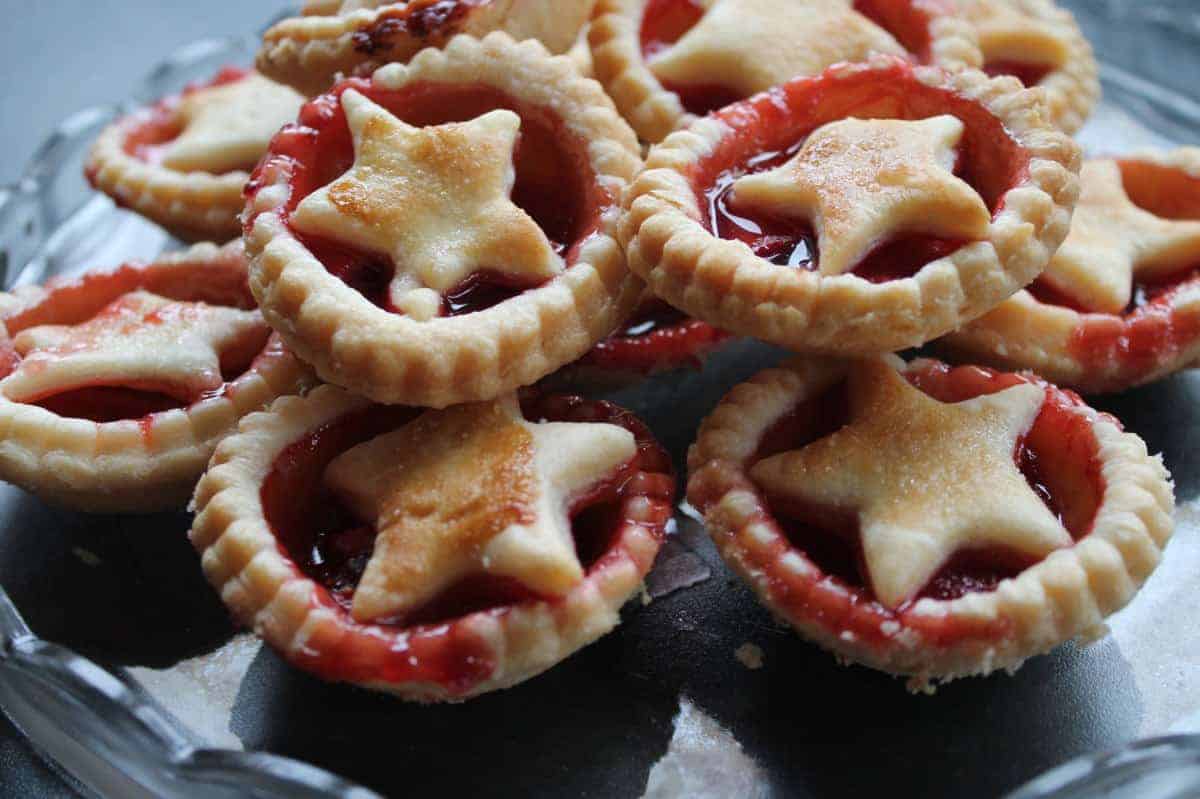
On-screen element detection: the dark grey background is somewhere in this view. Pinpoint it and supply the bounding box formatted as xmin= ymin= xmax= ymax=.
xmin=1 ymin=2 xmax=1199 ymax=798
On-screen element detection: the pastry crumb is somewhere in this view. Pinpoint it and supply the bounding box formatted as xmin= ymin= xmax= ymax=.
xmin=72 ymin=547 xmax=102 ymax=567
xmin=735 ymin=643 xmax=764 ymax=670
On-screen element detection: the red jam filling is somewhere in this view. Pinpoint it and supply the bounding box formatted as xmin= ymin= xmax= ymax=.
xmin=984 ymin=60 xmax=1054 ymax=87
xmin=259 ymin=394 xmax=673 ymax=690
xmin=351 ymin=0 xmax=480 ymax=55
xmin=1027 ymin=160 xmax=1200 ymax=375
xmin=117 ymin=67 xmax=252 ymax=168
xmin=690 ymin=59 xmax=1026 ymax=283
xmin=639 ymin=0 xmax=947 ymax=116
xmin=747 ymin=362 xmax=1105 ymax=645
xmin=248 ymin=80 xmax=603 ymax=316
xmin=581 ymin=298 xmax=731 ymax=373
xmin=0 ymin=260 xmax=263 ymax=424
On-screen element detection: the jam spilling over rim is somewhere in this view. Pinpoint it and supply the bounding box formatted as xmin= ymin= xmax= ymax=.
xmin=1024 ymin=159 xmax=1200 ymax=376
xmin=0 ymin=260 xmax=270 ymax=425
xmin=682 ymin=58 xmax=1028 ymax=285
xmin=707 ymin=361 xmax=1108 ymax=648
xmin=258 ymin=393 xmax=675 ymax=694
xmin=580 ymin=298 xmax=732 ymax=374
xmin=247 ymin=79 xmax=608 ymax=318
xmin=638 ymin=0 xmax=957 ymax=117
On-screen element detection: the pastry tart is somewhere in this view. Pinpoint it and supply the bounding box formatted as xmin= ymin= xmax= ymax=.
xmin=943 ymin=150 xmax=1200 ymax=394
xmin=86 ymin=68 xmax=305 ymax=242
xmin=258 ymin=0 xmax=596 ymax=96
xmin=245 ymin=32 xmax=644 ymax=408
xmin=589 ymin=0 xmax=983 ymax=143
xmin=957 ymin=0 xmax=1099 ymax=134
xmin=687 ymin=355 xmax=1174 ymax=689
xmin=0 ymin=242 xmax=313 ymax=513
xmin=190 ymin=387 xmax=673 ymax=701
xmin=621 ymin=57 xmax=1080 ymax=355
xmin=562 ymin=295 xmax=731 ymax=387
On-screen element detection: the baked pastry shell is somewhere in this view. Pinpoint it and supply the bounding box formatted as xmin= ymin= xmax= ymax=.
xmin=245 ymin=32 xmax=645 ymax=408
xmin=589 ymin=0 xmax=984 ymax=144
xmin=0 ymin=242 xmax=315 ymax=513
xmin=189 ymin=384 xmax=674 ymax=702
xmin=941 ymin=149 xmax=1200 ymax=394
xmin=620 ymin=57 xmax=1081 ymax=355
xmin=686 ymin=355 xmax=1174 ymax=689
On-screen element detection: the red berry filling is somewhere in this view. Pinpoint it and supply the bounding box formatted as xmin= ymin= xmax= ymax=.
xmin=248 ymin=80 xmax=605 ymax=316
xmin=0 ymin=258 xmax=270 ymax=424
xmin=1026 ymin=159 xmax=1200 ymax=376
xmin=580 ymin=298 xmax=731 ymax=374
xmin=737 ymin=362 xmax=1105 ymax=648
xmin=689 ymin=59 xmax=1027 ymax=284
xmin=351 ymin=0 xmax=479 ymax=56
xmin=259 ymin=393 xmax=674 ymax=691
xmin=639 ymin=0 xmax=954 ymax=117
xmin=984 ymin=60 xmax=1054 ymax=87
xmin=114 ymin=67 xmax=252 ymax=169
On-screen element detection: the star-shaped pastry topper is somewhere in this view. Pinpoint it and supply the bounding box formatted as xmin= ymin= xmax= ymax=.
xmin=291 ymin=90 xmax=564 ymax=321
xmin=160 ymin=72 xmax=305 ymax=175
xmin=324 ymin=396 xmax=637 ymax=624
xmin=1038 ymin=159 xmax=1200 ymax=314
xmin=750 ymin=360 xmax=1071 ymax=610
xmin=649 ymin=0 xmax=905 ymax=100
xmin=731 ymin=115 xmax=992 ymax=277
xmin=962 ymin=0 xmax=1071 ymax=69
xmin=1 ymin=290 xmax=269 ymax=405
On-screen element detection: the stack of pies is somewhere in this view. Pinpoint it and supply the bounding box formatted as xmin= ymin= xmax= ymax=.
xmin=7 ymin=0 xmax=1186 ymax=698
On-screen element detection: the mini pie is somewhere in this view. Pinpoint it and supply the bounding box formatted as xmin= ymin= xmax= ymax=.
xmin=621 ymin=57 xmax=1080 ymax=355
xmin=0 ymin=242 xmax=313 ymax=513
xmin=957 ymin=0 xmax=1099 ymax=134
xmin=687 ymin=355 xmax=1174 ymax=689
xmin=190 ymin=387 xmax=673 ymax=701
xmin=589 ymin=0 xmax=983 ymax=143
xmin=943 ymin=150 xmax=1200 ymax=394
xmin=245 ymin=32 xmax=644 ymax=408
xmin=86 ymin=68 xmax=305 ymax=242
xmin=560 ymin=295 xmax=732 ymax=387
xmin=258 ymin=0 xmax=596 ymax=96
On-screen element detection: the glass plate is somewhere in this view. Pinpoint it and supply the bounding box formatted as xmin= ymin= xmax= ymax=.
xmin=2 ymin=7 xmax=1200 ymax=799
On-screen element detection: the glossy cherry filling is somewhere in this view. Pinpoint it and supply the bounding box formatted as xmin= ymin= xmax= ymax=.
xmin=745 ymin=362 xmax=1105 ymax=645
xmin=581 ymin=298 xmax=731 ymax=373
xmin=705 ymin=141 xmax=969 ymax=281
xmin=984 ymin=60 xmax=1054 ymax=87
xmin=116 ymin=67 xmax=252 ymax=168
xmin=249 ymin=80 xmax=603 ymax=317
xmin=259 ymin=394 xmax=673 ymax=690
xmin=1026 ymin=160 xmax=1200 ymax=375
xmin=639 ymin=0 xmax=948 ymax=117
xmin=351 ymin=0 xmax=481 ymax=56
xmin=0 ymin=259 xmax=266 ymax=424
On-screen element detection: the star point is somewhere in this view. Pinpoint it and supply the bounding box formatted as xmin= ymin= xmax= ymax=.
xmin=291 ymin=90 xmax=563 ymax=320
xmin=750 ymin=360 xmax=1071 ymax=610
xmin=323 ymin=396 xmax=637 ymax=624
xmin=1039 ymin=159 xmax=1200 ymax=314
xmin=730 ymin=115 xmax=992 ymax=277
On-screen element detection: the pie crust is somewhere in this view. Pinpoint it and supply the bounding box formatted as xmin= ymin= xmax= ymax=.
xmin=589 ymin=0 xmax=984 ymax=144
xmin=190 ymin=385 xmax=674 ymax=701
xmin=0 ymin=242 xmax=314 ymax=513
xmin=942 ymin=149 xmax=1200 ymax=394
xmin=957 ymin=0 xmax=1100 ymax=134
xmin=258 ymin=0 xmax=596 ymax=96
xmin=86 ymin=69 xmax=305 ymax=242
xmin=687 ymin=355 xmax=1174 ymax=689
xmin=245 ymin=32 xmax=644 ymax=407
xmin=621 ymin=57 xmax=1080 ymax=354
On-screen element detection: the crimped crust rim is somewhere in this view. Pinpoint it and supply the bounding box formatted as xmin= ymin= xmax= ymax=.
xmin=189 ymin=383 xmax=671 ymax=702
xmin=0 ymin=242 xmax=314 ymax=513
xmin=619 ymin=57 xmax=1081 ymax=355
xmin=246 ymin=32 xmax=645 ymax=408
xmin=685 ymin=355 xmax=1175 ymax=689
